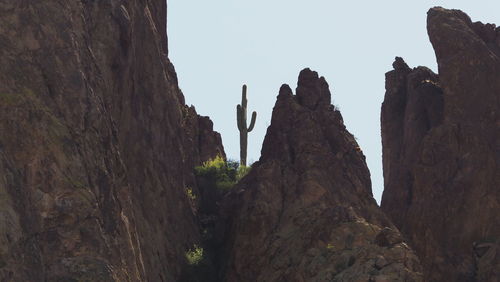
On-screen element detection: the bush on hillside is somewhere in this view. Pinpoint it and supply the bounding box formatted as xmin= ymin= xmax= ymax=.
xmin=194 ymin=156 xmax=250 ymax=191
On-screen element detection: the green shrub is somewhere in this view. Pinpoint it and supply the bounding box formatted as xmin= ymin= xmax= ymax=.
xmin=236 ymin=165 xmax=251 ymax=181
xmin=185 ymin=245 xmax=204 ymax=265
xmin=185 ymin=187 xmax=196 ymax=201
xmin=194 ymin=156 xmax=251 ymax=191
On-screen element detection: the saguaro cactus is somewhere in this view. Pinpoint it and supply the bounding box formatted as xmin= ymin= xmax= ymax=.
xmin=236 ymin=84 xmax=257 ymax=166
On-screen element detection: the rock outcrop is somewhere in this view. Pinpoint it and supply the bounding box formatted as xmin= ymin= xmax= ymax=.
xmin=3 ymin=1 xmax=498 ymax=281
xmin=381 ymin=7 xmax=500 ymax=282
xmin=222 ymin=69 xmax=423 ymax=281
xmin=0 ymin=1 xmax=223 ymax=281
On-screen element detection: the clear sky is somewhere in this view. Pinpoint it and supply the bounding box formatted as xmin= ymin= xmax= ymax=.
xmin=167 ymin=0 xmax=500 ymax=203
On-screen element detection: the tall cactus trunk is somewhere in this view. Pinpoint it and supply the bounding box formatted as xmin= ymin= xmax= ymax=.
xmin=237 ymin=84 xmax=257 ymax=167
xmin=239 ymin=131 xmax=248 ymax=166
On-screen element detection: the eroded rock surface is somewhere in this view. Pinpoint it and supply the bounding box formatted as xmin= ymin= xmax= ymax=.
xmin=0 ymin=1 xmax=223 ymax=281
xmin=381 ymin=7 xmax=500 ymax=282
xmin=222 ymin=69 xmax=423 ymax=282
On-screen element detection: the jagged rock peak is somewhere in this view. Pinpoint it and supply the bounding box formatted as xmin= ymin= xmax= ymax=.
xmin=381 ymin=7 xmax=500 ymax=282
xmin=295 ymin=68 xmax=332 ymax=110
xmin=222 ymin=69 xmax=423 ymax=282
xmin=427 ymin=6 xmax=500 ymax=123
xmin=392 ymin=56 xmax=410 ymax=72
xmin=262 ymin=68 xmax=346 ymax=165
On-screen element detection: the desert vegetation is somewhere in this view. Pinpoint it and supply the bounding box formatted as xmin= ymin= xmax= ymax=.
xmin=194 ymin=155 xmax=251 ymax=191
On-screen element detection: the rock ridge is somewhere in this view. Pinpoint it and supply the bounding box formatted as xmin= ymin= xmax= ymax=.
xmin=381 ymin=7 xmax=500 ymax=282
xmin=221 ymin=68 xmax=423 ymax=282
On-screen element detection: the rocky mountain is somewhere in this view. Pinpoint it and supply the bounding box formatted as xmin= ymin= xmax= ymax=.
xmin=1 ymin=1 xmax=498 ymax=282
xmin=0 ymin=1 xmax=223 ymax=281
xmin=381 ymin=7 xmax=500 ymax=282
xmin=221 ymin=69 xmax=423 ymax=281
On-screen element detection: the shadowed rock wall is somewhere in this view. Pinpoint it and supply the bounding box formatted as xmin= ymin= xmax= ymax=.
xmin=381 ymin=7 xmax=500 ymax=282
xmin=0 ymin=1 xmax=223 ymax=281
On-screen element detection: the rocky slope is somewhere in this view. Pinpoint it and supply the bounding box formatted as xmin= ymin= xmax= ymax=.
xmin=0 ymin=1 xmax=223 ymax=281
xmin=381 ymin=7 xmax=500 ymax=282
xmin=221 ymin=69 xmax=423 ymax=282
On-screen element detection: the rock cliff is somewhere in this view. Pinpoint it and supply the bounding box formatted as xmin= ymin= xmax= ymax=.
xmin=0 ymin=1 xmax=223 ymax=281
xmin=381 ymin=7 xmax=500 ymax=282
xmin=222 ymin=69 xmax=423 ymax=281
xmin=2 ymin=1 xmax=498 ymax=281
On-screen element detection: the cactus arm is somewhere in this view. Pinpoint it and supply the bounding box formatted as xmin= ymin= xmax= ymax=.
xmin=237 ymin=104 xmax=244 ymax=131
xmin=242 ymin=85 xmax=247 ymax=108
xmin=247 ymin=111 xmax=257 ymax=132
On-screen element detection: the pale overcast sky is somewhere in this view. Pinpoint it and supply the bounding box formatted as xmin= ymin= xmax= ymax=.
xmin=168 ymin=0 xmax=500 ymax=203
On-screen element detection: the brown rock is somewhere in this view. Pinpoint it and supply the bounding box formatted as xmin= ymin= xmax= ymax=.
xmin=182 ymin=105 xmax=226 ymax=166
xmin=381 ymin=7 xmax=500 ymax=282
xmin=0 ymin=1 xmax=223 ymax=281
xmin=222 ymin=69 xmax=423 ymax=282
xmin=375 ymin=227 xmax=403 ymax=248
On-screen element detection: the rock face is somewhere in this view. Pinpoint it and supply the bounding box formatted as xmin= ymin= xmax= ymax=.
xmin=222 ymin=69 xmax=423 ymax=282
xmin=3 ymin=1 xmax=498 ymax=281
xmin=183 ymin=105 xmax=226 ymax=166
xmin=0 ymin=1 xmax=223 ymax=281
xmin=381 ymin=7 xmax=500 ymax=282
